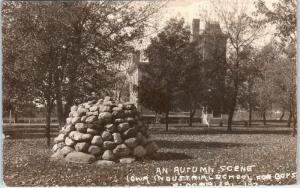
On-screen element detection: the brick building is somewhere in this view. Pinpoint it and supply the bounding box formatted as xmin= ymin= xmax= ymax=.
xmin=128 ymin=19 xmax=228 ymax=116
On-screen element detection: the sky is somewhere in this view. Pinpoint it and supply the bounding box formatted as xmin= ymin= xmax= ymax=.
xmin=137 ymin=0 xmax=279 ymax=49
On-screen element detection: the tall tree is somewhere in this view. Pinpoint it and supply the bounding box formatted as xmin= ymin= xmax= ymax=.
xmin=2 ymin=1 xmax=163 ymax=145
xmin=255 ymin=0 xmax=296 ymax=135
xmin=176 ymin=42 xmax=204 ymax=127
xmin=210 ymin=0 xmax=265 ymax=131
xmin=139 ymin=18 xmax=191 ymax=131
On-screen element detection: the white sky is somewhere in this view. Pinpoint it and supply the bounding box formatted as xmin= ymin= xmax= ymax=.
xmin=137 ymin=0 xmax=279 ymax=49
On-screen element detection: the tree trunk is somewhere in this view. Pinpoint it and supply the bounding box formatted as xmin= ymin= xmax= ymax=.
xmin=45 ymin=101 xmax=52 ymax=146
xmin=291 ymin=99 xmax=296 ymax=137
xmin=287 ymin=110 xmax=292 ymax=127
xmin=14 ymin=109 xmax=18 ymax=123
xmin=279 ymin=110 xmax=285 ymax=121
xmin=55 ymin=75 xmax=64 ymax=127
xmin=263 ymin=111 xmax=266 ymax=125
xmin=189 ymin=108 xmax=195 ymax=127
xmin=248 ymin=105 xmax=252 ymax=127
xmin=165 ymin=111 xmax=169 ymax=132
xmin=227 ymin=87 xmax=238 ymax=131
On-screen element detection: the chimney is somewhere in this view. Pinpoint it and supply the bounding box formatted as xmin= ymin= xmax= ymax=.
xmin=192 ymin=19 xmax=200 ymax=41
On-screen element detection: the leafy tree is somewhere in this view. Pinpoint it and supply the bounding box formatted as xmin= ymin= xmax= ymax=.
xmin=176 ymin=42 xmax=205 ymax=126
xmin=2 ymin=1 xmax=162 ymax=145
xmin=139 ymin=18 xmax=192 ymax=131
xmin=210 ymin=0 xmax=265 ymax=131
xmin=255 ymin=0 xmax=296 ymax=135
xmin=236 ymin=45 xmax=261 ymax=126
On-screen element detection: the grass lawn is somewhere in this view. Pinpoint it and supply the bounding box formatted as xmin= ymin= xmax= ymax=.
xmin=3 ymin=123 xmax=297 ymax=186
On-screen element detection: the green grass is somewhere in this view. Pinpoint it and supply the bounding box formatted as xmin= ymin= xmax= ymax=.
xmin=3 ymin=124 xmax=297 ymax=186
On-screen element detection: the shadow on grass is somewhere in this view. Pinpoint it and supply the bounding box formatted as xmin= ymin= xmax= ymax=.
xmin=156 ymin=140 xmax=251 ymax=149
xmin=151 ymin=128 xmax=292 ymax=135
xmin=148 ymin=151 xmax=193 ymax=161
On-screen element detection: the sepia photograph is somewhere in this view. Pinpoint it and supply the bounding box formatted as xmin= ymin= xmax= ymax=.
xmin=2 ymin=0 xmax=297 ymax=186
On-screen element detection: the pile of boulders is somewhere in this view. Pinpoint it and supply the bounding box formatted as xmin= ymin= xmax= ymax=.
xmin=51 ymin=97 xmax=159 ymax=165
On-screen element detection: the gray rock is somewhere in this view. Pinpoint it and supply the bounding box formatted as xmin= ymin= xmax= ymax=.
xmin=54 ymin=134 xmax=66 ymax=143
xmin=102 ymin=150 xmax=115 ymax=161
xmin=125 ymin=117 xmax=136 ymax=124
xmin=91 ymin=111 xmax=99 ymax=116
xmin=105 ymin=124 xmax=116 ymax=133
xmin=119 ymin=157 xmax=136 ymax=164
xmin=97 ymin=99 xmax=104 ymax=104
xmin=123 ymin=127 xmax=137 ymax=139
xmin=112 ymin=107 xmax=122 ymax=111
xmin=98 ymin=112 xmax=112 ymax=123
xmin=66 ymin=117 xmax=73 ymax=124
xmin=65 ymin=136 xmax=76 ymax=146
xmin=114 ymin=118 xmax=125 ymax=124
xmin=104 ymin=96 xmax=111 ymax=102
xmin=87 ymin=128 xmax=98 ymax=135
xmin=70 ymin=105 xmax=78 ymax=112
xmin=85 ymin=115 xmax=98 ymax=123
xmin=52 ymin=142 xmax=65 ymax=152
xmin=88 ymin=145 xmax=102 ymax=155
xmin=69 ymin=111 xmax=74 ymax=117
xmin=69 ymin=131 xmax=92 ymax=142
xmin=124 ymin=103 xmax=135 ymax=110
xmin=83 ymin=103 xmax=91 ymax=109
xmin=89 ymin=105 xmax=99 ymax=112
xmin=117 ymin=122 xmax=130 ymax=132
xmin=113 ymin=144 xmax=131 ymax=157
xmin=75 ymin=142 xmax=90 ymax=152
xmin=91 ymin=135 xmax=103 ymax=146
xmin=81 ymin=116 xmax=88 ymax=122
xmin=103 ymin=101 xmax=113 ymax=106
xmin=112 ymin=110 xmax=125 ymax=118
xmin=103 ymin=141 xmax=117 ymax=150
xmin=99 ymin=105 xmax=111 ymax=112
xmin=61 ymin=124 xmax=75 ymax=135
xmin=124 ymin=110 xmax=135 ymax=117
xmin=75 ymin=123 xmax=88 ymax=133
xmin=133 ymin=145 xmax=147 ymax=158
xmin=95 ymin=160 xmax=116 ymax=166
xmin=76 ymin=107 xmax=88 ymax=117
xmin=65 ymin=152 xmax=95 ymax=164
xmin=112 ymin=133 xmax=123 ymax=144
xmin=71 ymin=117 xmax=81 ymax=124
xmin=145 ymin=142 xmax=159 ymax=154
xmin=50 ymin=151 xmax=65 ymax=161
xmin=101 ymin=131 xmax=113 ymax=141
xmin=124 ymin=138 xmax=138 ymax=148
xmin=86 ymin=123 xmax=95 ymax=129
xmin=60 ymin=146 xmax=74 ymax=157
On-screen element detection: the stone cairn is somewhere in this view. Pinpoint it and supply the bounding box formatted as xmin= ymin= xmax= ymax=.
xmin=51 ymin=96 xmax=159 ymax=165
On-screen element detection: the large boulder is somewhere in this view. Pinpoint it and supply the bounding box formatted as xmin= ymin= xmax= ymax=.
xmin=91 ymin=135 xmax=103 ymax=146
xmin=69 ymin=131 xmax=92 ymax=142
xmin=95 ymin=160 xmax=116 ymax=166
xmin=102 ymin=150 xmax=115 ymax=161
xmin=65 ymin=152 xmax=96 ymax=164
xmin=75 ymin=142 xmax=89 ymax=152
xmin=113 ymin=144 xmax=130 ymax=157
